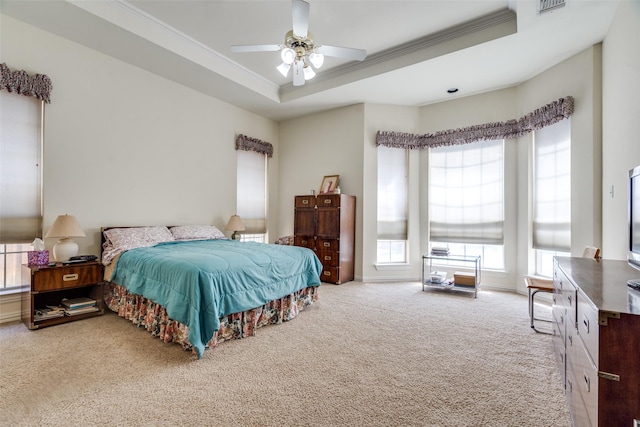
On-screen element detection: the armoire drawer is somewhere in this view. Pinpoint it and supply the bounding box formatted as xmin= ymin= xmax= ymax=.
xmin=318 ymin=251 xmax=339 ymax=267
xmin=294 ymin=236 xmax=315 ymax=250
xmin=320 ymin=266 xmax=340 ymax=283
xmin=316 ymin=238 xmax=339 ymax=251
xmin=295 ymin=195 xmax=316 ymax=208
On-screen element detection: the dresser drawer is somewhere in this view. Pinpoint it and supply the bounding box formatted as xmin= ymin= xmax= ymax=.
xmin=577 ymin=291 xmax=599 ymax=366
xmin=552 ymin=320 xmax=566 ymax=386
xmin=569 ymin=342 xmax=598 ymax=427
xmin=316 ymin=194 xmax=341 ymax=207
xmin=316 ymin=238 xmax=339 ymax=251
xmin=318 ymin=250 xmax=339 ymax=267
xmin=566 ymin=361 xmax=595 ymax=427
xmin=294 ymin=235 xmax=315 ymax=250
xmin=320 ymin=266 xmax=340 ymax=283
xmin=31 ymin=264 xmax=103 ymax=292
xmin=552 ymin=304 xmax=566 ymax=340
xmin=295 ymin=195 xmax=316 ymax=208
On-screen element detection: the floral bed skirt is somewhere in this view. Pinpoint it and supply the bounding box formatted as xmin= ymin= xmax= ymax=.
xmin=104 ymin=282 xmax=319 ymax=356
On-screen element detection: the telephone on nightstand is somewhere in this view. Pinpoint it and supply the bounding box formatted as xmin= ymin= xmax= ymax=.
xmin=62 ymin=255 xmax=98 ymax=265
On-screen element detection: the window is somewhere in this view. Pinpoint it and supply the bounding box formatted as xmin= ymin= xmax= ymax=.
xmin=533 ymin=119 xmax=571 ymax=276
xmin=429 ymin=139 xmax=505 ymax=270
xmin=377 ymin=145 xmax=408 ymax=263
xmin=236 ymin=149 xmax=267 ymax=242
xmin=0 ymin=91 xmax=43 ymax=292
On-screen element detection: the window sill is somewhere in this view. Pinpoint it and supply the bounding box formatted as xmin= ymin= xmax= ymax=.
xmin=375 ymin=263 xmax=411 ymax=271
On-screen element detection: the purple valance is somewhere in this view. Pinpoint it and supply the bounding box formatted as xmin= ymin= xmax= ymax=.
xmin=376 ymin=96 xmax=574 ymax=149
xmin=0 ymin=63 xmax=52 ymax=103
xmin=235 ymin=134 xmax=273 ymax=157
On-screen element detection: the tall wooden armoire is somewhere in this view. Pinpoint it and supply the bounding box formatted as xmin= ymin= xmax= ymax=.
xmin=293 ymin=194 xmax=355 ymax=284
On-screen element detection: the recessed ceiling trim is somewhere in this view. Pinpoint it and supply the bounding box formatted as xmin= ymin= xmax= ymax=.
xmin=355 ymin=8 xmax=516 ymax=70
xmin=67 ymin=0 xmax=281 ymax=101
xmin=280 ymin=8 xmax=517 ymax=101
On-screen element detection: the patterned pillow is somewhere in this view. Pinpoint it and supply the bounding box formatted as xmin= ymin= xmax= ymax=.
xmin=169 ymin=225 xmax=226 ymax=241
xmin=102 ymin=226 xmax=174 ymax=265
xmin=275 ymin=235 xmax=294 ymax=245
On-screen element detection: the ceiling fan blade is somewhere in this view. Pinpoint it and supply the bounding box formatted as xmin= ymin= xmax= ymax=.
xmin=292 ymin=61 xmax=305 ymax=86
xmin=292 ymin=0 xmax=310 ymax=38
xmin=317 ymin=45 xmax=367 ymax=61
xmin=230 ymin=44 xmax=280 ymax=53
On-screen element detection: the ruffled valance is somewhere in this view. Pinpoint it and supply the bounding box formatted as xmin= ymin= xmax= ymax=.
xmin=235 ymin=134 xmax=273 ymax=157
xmin=376 ymin=96 xmax=574 ymax=149
xmin=0 ymin=63 xmax=52 ymax=103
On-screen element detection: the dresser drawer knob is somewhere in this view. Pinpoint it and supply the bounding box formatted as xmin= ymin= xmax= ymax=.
xmin=324 ymin=199 xmax=331 ymax=204
xmin=302 ymin=200 xmax=309 ymax=205
xmin=323 ymin=271 xmax=331 ymax=276
xmin=323 ymin=242 xmax=330 ymax=247
xmin=324 ymin=255 xmax=332 ymax=261
xmin=63 ymin=273 xmax=78 ymax=281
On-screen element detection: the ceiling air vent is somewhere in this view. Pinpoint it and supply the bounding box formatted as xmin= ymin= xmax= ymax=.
xmin=539 ymin=0 xmax=566 ymax=14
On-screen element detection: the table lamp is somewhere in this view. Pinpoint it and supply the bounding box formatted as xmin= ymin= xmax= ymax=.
xmin=225 ymin=215 xmax=245 ymax=240
xmin=44 ymin=214 xmax=86 ymax=261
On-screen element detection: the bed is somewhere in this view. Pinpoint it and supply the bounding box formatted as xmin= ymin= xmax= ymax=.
xmin=101 ymin=225 xmax=322 ymax=358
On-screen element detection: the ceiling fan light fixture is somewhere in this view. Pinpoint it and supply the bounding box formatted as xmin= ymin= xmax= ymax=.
xmin=303 ymin=65 xmax=316 ymax=80
xmin=230 ymin=0 xmax=366 ymax=87
xmin=309 ymin=52 xmax=324 ymax=69
xmin=277 ymin=62 xmax=291 ymax=77
xmin=280 ymin=47 xmax=296 ymax=64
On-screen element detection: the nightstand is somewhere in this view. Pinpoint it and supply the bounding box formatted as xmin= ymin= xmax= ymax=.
xmin=21 ymin=261 xmax=104 ymax=330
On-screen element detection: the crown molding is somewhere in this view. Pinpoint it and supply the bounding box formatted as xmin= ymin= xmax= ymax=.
xmin=279 ymin=8 xmax=517 ymax=99
xmin=67 ymin=0 xmax=281 ymax=101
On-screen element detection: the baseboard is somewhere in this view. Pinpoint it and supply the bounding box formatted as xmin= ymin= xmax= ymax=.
xmin=0 ymin=292 xmax=22 ymax=324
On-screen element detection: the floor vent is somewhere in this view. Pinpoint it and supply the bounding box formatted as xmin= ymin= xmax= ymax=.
xmin=539 ymin=0 xmax=566 ymax=14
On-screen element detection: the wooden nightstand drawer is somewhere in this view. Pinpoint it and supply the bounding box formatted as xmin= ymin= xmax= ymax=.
xmin=31 ymin=263 xmax=103 ymax=292
xmin=22 ymin=261 xmax=104 ymax=330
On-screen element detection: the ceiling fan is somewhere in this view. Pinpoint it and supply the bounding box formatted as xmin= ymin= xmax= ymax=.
xmin=230 ymin=0 xmax=367 ymax=86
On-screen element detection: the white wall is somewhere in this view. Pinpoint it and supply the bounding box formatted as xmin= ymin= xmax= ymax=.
xmin=602 ymin=0 xmax=640 ymax=259
xmin=1 ymin=14 xmax=279 ymax=254
xmin=277 ymin=104 xmax=364 ymax=277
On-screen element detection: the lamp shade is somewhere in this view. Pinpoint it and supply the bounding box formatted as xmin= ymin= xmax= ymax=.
xmin=45 ymin=214 xmax=86 ymax=238
xmin=225 ymin=215 xmax=246 ymax=240
xmin=45 ymin=214 xmax=86 ymax=261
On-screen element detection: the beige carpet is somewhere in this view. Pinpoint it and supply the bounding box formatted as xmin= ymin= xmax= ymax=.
xmin=0 ymin=282 xmax=570 ymax=427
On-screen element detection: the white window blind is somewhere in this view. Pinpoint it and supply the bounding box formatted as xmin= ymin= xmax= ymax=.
xmin=533 ymin=119 xmax=571 ymax=252
xmin=377 ymin=146 xmax=407 ymax=240
xmin=236 ymin=149 xmax=266 ymax=234
xmin=0 ymin=91 xmax=43 ymax=243
xmin=429 ymin=139 xmax=504 ymax=244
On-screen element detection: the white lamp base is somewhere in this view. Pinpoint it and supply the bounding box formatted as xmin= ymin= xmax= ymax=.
xmin=52 ymin=238 xmax=79 ymax=262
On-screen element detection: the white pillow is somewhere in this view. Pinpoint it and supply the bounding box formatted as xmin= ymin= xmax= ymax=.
xmin=170 ymin=225 xmax=226 ymax=241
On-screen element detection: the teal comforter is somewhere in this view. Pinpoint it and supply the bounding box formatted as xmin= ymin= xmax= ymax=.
xmin=111 ymin=239 xmax=322 ymax=358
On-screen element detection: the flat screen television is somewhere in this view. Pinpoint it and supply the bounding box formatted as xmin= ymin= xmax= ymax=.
xmin=628 ymin=165 xmax=640 ymax=273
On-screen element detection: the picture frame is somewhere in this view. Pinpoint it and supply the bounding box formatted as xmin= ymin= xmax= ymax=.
xmin=319 ymin=175 xmax=340 ymax=194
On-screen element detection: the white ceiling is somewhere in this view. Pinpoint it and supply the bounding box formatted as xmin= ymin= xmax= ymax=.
xmin=0 ymin=0 xmax=620 ymax=121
